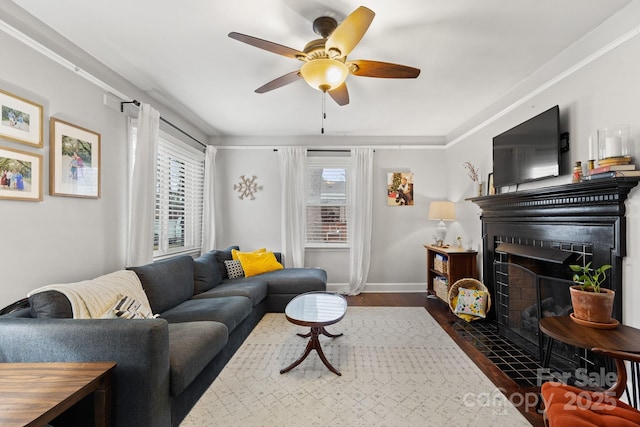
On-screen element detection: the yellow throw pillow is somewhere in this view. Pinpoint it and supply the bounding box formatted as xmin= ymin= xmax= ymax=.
xmin=231 ymin=248 xmax=266 ymax=261
xmin=236 ymin=251 xmax=283 ymax=277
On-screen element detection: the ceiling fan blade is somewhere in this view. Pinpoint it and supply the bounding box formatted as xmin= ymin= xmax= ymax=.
xmin=229 ymin=32 xmax=306 ymax=60
xmin=255 ymin=71 xmax=302 ymax=93
xmin=325 ymin=6 xmax=375 ymax=58
xmin=328 ymin=83 xmax=349 ymax=106
xmin=349 ymin=60 xmax=421 ymax=78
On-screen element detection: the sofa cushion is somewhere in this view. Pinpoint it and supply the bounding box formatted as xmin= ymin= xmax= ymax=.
xmin=29 ymin=290 xmax=73 ymax=318
xmin=214 ymin=246 xmax=240 ymax=280
xmin=168 ymin=321 xmax=228 ymax=396
xmin=160 ymin=296 xmax=252 ymax=333
xmin=193 ymin=251 xmax=223 ymax=294
xmin=191 ymin=277 xmax=268 ymax=307
xmin=257 ymin=268 xmax=328 ymax=294
xmin=128 ymin=255 xmax=195 ymax=314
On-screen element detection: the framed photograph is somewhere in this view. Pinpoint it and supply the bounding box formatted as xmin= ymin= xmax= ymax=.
xmin=0 ymin=88 xmax=44 ymax=147
xmin=0 ymin=145 xmax=43 ymax=201
xmin=487 ymin=172 xmax=496 ymax=195
xmin=50 ymin=118 xmax=101 ymax=198
xmin=387 ymin=172 xmax=414 ymax=206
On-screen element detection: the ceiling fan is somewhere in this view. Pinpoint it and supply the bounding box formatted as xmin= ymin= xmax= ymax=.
xmin=228 ymin=6 xmax=420 ymax=106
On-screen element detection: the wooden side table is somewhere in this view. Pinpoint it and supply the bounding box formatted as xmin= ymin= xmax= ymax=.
xmin=539 ymin=316 xmax=640 ymax=368
xmin=0 ymin=361 xmax=116 ymax=427
xmin=539 ymin=316 xmax=640 ymax=407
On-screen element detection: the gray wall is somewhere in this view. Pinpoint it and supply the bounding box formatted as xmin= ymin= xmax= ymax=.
xmin=0 ymin=29 xmax=128 ymax=306
xmin=214 ymin=144 xmax=447 ymax=290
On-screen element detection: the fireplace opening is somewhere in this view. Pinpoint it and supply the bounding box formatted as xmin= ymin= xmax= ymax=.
xmin=494 ymin=241 xmax=600 ymax=369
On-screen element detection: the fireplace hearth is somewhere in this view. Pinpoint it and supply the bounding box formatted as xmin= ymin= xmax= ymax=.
xmin=472 ymin=178 xmax=640 ymax=369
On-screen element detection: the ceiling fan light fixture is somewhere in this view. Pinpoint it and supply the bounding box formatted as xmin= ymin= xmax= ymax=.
xmin=300 ymin=59 xmax=349 ymax=92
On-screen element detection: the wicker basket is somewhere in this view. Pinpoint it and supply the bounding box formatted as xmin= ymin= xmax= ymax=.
xmin=447 ymin=278 xmax=492 ymax=320
xmin=434 ymin=258 xmax=449 ymax=274
xmin=433 ymin=277 xmax=448 ymax=301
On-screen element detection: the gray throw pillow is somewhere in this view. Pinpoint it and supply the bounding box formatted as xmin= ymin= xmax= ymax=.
xmin=29 ymin=291 xmax=73 ymax=318
xmin=194 ymin=251 xmax=223 ymax=293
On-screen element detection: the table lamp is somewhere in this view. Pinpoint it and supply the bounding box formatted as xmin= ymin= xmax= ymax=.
xmin=428 ymin=201 xmax=456 ymax=246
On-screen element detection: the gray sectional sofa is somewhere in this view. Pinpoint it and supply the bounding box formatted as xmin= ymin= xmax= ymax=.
xmin=0 ymin=246 xmax=327 ymax=427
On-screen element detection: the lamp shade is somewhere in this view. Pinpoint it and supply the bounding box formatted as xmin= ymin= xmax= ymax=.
xmin=300 ymin=59 xmax=349 ymax=92
xmin=428 ymin=201 xmax=456 ymax=221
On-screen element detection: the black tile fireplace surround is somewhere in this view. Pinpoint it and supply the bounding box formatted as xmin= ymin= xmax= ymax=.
xmin=471 ymin=178 xmax=640 ymax=367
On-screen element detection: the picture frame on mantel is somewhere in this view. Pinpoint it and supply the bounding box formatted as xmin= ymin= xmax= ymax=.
xmin=0 ymin=88 xmax=44 ymax=148
xmin=0 ymin=145 xmax=43 ymax=201
xmin=50 ymin=118 xmax=101 ymax=199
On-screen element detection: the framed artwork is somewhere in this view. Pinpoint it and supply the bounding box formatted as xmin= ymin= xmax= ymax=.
xmin=0 ymin=88 xmax=44 ymax=147
xmin=50 ymin=118 xmax=101 ymax=199
xmin=0 ymin=145 xmax=43 ymax=201
xmin=387 ymin=172 xmax=414 ymax=206
xmin=487 ymin=172 xmax=496 ymax=195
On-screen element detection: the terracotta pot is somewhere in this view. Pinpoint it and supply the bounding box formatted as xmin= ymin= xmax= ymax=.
xmin=569 ymin=285 xmax=615 ymax=324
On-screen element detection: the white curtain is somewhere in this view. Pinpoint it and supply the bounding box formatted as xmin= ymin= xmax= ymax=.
xmin=201 ymin=145 xmax=217 ymax=253
xmin=278 ymin=147 xmax=307 ymax=268
xmin=346 ymin=148 xmax=374 ymax=295
xmin=126 ymin=103 xmax=160 ymax=267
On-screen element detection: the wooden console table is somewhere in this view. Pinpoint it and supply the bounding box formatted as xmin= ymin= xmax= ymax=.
xmin=0 ymin=361 xmax=116 ymax=427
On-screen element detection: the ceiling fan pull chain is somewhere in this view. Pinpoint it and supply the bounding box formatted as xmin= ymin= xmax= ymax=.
xmin=321 ymin=92 xmax=325 ymax=134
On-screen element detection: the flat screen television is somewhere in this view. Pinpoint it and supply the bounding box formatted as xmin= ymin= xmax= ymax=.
xmin=493 ymin=105 xmax=561 ymax=187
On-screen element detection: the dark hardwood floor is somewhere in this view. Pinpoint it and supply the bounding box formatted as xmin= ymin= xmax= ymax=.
xmin=344 ymin=292 xmax=545 ymax=427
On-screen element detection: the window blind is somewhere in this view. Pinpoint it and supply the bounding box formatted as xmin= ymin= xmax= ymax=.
xmin=306 ymin=157 xmax=350 ymax=247
xmin=154 ymin=134 xmax=205 ymax=256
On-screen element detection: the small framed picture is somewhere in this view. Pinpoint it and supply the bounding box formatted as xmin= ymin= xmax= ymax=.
xmin=0 ymin=145 xmax=43 ymax=201
xmin=50 ymin=118 xmax=101 ymax=199
xmin=387 ymin=172 xmax=414 ymax=206
xmin=487 ymin=172 xmax=496 ymax=195
xmin=0 ymin=88 xmax=44 ymax=148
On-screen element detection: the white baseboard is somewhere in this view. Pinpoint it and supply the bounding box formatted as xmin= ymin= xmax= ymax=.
xmin=326 ymin=283 xmax=428 ymax=293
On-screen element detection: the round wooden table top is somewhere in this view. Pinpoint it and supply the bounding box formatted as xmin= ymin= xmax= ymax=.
xmin=539 ymin=316 xmax=640 ymax=352
xmin=285 ymin=291 xmax=347 ymax=328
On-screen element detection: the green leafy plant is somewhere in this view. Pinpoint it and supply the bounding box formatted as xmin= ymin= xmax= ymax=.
xmin=569 ymin=262 xmax=612 ymax=293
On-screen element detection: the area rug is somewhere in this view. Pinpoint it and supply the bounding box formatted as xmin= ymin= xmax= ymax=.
xmin=181 ymin=307 xmax=531 ymax=426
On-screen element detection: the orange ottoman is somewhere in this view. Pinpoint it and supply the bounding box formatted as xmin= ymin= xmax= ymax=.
xmin=541 ymin=382 xmax=640 ymax=426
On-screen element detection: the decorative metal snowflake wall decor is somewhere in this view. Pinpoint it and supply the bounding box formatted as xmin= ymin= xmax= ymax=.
xmin=233 ymin=175 xmax=263 ymax=200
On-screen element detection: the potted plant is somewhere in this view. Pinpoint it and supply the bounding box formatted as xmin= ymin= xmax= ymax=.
xmin=568 ymin=262 xmax=615 ymax=325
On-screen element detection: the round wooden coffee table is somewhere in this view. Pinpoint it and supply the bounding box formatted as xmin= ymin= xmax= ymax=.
xmin=280 ymin=291 xmax=347 ymax=376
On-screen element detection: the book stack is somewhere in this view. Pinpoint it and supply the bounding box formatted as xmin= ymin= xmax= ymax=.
xmin=585 ymin=156 xmax=640 ymax=180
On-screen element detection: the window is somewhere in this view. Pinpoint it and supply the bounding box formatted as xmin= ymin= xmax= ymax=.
xmin=306 ymin=155 xmax=350 ymax=247
xmin=154 ymin=134 xmax=204 ymax=256
xmin=130 ymin=124 xmax=205 ymax=258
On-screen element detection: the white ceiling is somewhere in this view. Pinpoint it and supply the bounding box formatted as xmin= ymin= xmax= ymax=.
xmin=11 ymin=0 xmax=634 ymax=138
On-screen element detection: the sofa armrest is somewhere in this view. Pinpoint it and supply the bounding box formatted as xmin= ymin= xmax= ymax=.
xmin=0 ymin=317 xmax=171 ymax=427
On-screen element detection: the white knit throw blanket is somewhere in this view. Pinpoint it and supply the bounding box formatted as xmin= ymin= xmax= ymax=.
xmin=27 ymin=270 xmax=153 ymax=319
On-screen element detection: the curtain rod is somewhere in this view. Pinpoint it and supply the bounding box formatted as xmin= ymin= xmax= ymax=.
xmin=121 ymin=101 xmax=207 ymax=148
xmin=272 ymin=149 xmax=353 ymax=152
